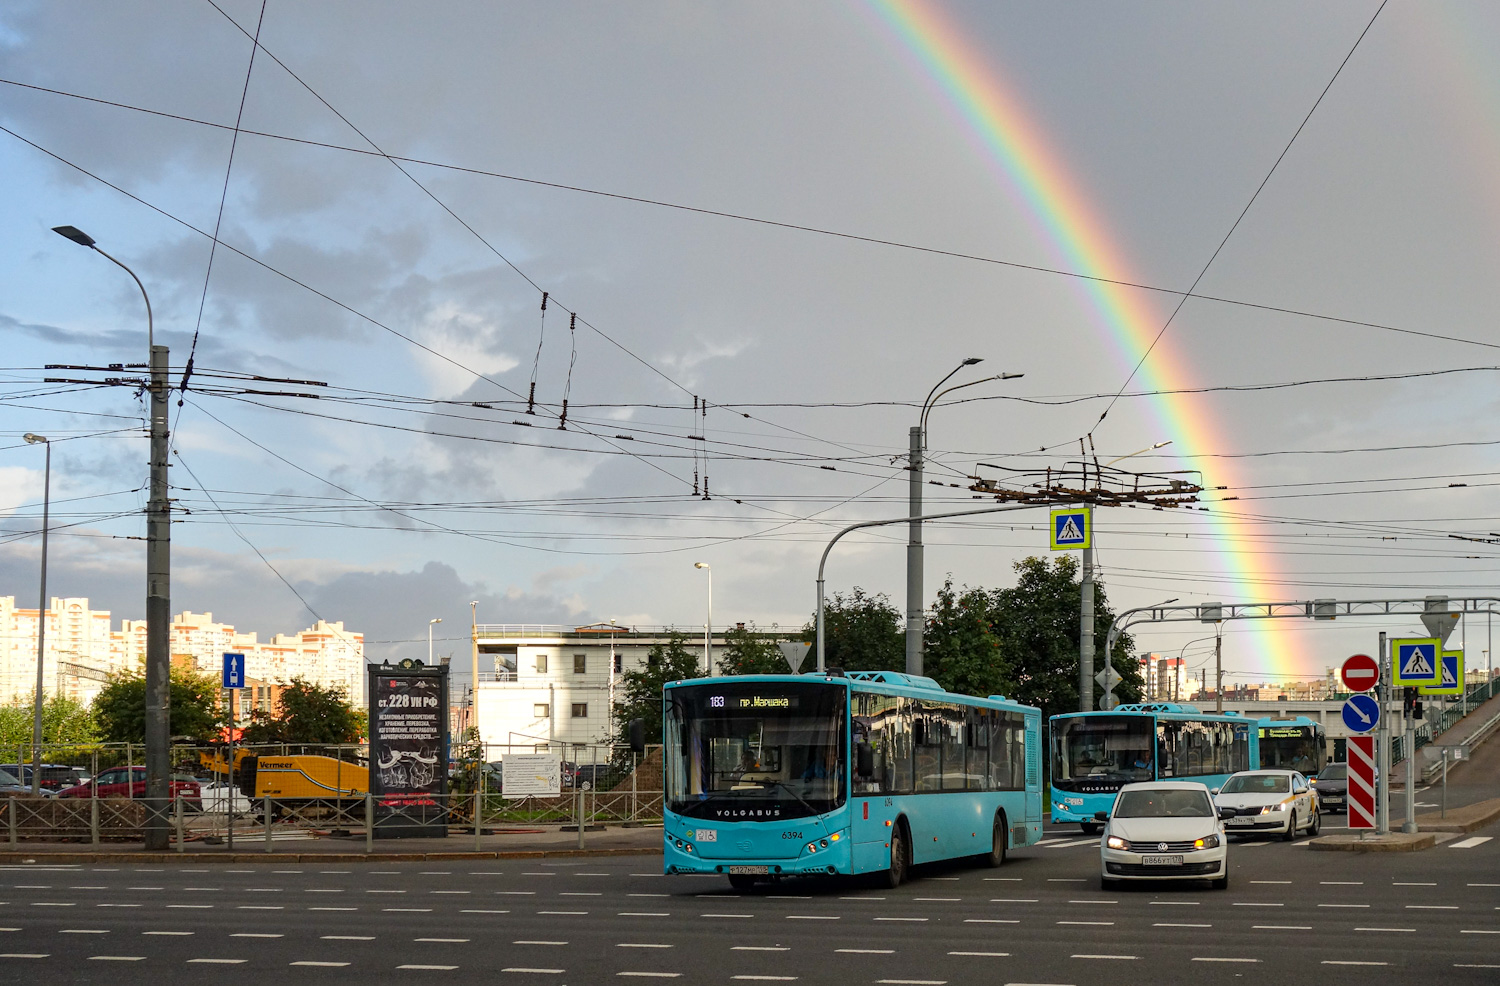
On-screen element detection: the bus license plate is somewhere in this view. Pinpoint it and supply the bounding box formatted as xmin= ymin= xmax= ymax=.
xmin=728 ymin=865 xmax=769 ymax=875
xmin=1142 ymin=855 xmax=1183 ymax=866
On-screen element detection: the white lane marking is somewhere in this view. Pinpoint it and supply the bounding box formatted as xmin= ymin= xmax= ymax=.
xmin=1231 ymin=903 xmax=1281 ymax=907
xmin=368 ymin=890 xmax=406 ymax=894
xmin=87 ymin=955 xmax=144 ymax=961
xmin=841 ymin=896 xmax=886 ymax=900
xmin=989 ymin=899 xmax=1038 ymax=903
xmin=30 ymin=903 xmax=74 ymax=907
xmin=1356 ymin=927 xmax=1415 ymax=933
xmin=416 ymin=938 xmax=470 ymax=943
xmin=231 ymin=933 xmax=283 ymax=938
xmin=536 ymin=910 xmax=585 ymax=916
xmin=914 ymin=897 xmax=961 ymax=902
xmin=1407 ymin=905 xmax=1458 ymax=910
xmin=874 ymin=917 xmax=928 ymax=922
xmin=1072 ymin=954 xmax=1136 ymax=960
xmin=1149 ymin=901 xmax=1200 ymax=906
xmin=929 ymin=877 xmax=961 ymax=881
xmin=514 ymin=941 xmax=568 ymax=946
xmin=731 ymin=977 xmax=797 ymax=981
xmin=502 ymin=971 xmax=564 ymax=976
xmin=1318 ymin=904 xmax=1368 ymax=908
xmin=1057 ymin=921 xmax=1113 ymax=926
xmin=837 ymin=949 xmax=893 ymax=954
xmin=419 ymin=871 xmax=451 ymax=875
xmin=1237 ymin=841 xmax=1269 ymax=847
xmin=983 ymin=878 xmax=1023 ymax=882
xmin=1468 ymin=883 xmax=1500 ymax=887
xmin=144 ymin=932 xmax=194 ymax=936
xmin=734 ymin=947 xmax=790 ymax=952
xmin=1452 ymin=837 xmax=1494 ymax=849
xmin=0 ymin=953 xmax=48 ymax=958
xmin=462 ymin=910 xmax=510 ymax=914
xmin=576 ymin=873 xmax=609 ymax=877
xmin=383 ymin=908 xmax=433 ymax=913
xmin=765 ymin=895 xmax=811 ymax=900
xmin=1456 ymin=964 xmax=1500 ymax=968
xmin=1154 ymin=923 xmax=1211 ymax=928
xmin=96 ymin=904 xmax=140 ymax=908
xmin=1393 ymin=882 xmax=1437 ymax=886
xmin=965 ymin=919 xmax=1018 ymax=924
xmin=1191 ymin=957 xmax=1259 ymax=963
xmin=1324 ymin=961 xmax=1387 ymax=966
xmin=0 ymin=929 xmax=17 ymax=932
xmin=1459 ymin=930 xmax=1500 ymax=935
xmin=1046 ymin=879 xmax=1086 ymax=882
xmin=187 ymin=958 xmax=247 ymax=964
xmin=559 ymin=893 xmax=600 ymax=897
xmin=236 ymin=906 xmax=282 ymax=910
xmin=498 ymin=892 xmax=536 ymax=896
xmin=431 ymin=891 xmax=470 ymax=895
xmin=70 ymin=886 xmax=106 ymax=890
xmin=59 ymin=929 xmax=109 ymax=934
xmin=322 ymin=935 xmax=376 ymax=940
xmin=167 ymin=905 xmax=211 ymax=909
xmin=1067 ymin=900 xmax=1116 ymax=905
xmin=697 ymin=894 xmax=740 ymax=899
xmin=1251 ymin=880 xmax=1291 ymax=884
xmin=400 ymin=965 xmax=458 ymax=971
xmin=1046 ymin=840 xmax=1099 ymax=849
xmin=618 ymin=944 xmax=673 ymax=949
xmin=1032 ymin=838 xmax=1072 ymax=846
xmin=1321 ymin=881 xmax=1363 ymax=885
xmin=616 ymin=974 xmax=681 ymax=979
xmin=949 ymin=951 xmax=1008 ymax=957
xmin=787 ymin=915 xmax=839 ymax=920
xmin=310 ymin=907 xmax=358 ymax=911
xmin=292 ymin=961 xmax=352 ymax=967
xmin=1254 ymin=925 xmax=1311 ymax=930
xmin=127 ymin=887 xmax=164 ymax=891
xmin=522 ymin=873 xmax=557 ymax=877
xmin=272 ymin=870 xmax=302 ymax=874
xmin=874 ymin=980 xmax=946 ymax=985
xmin=700 ymin=913 xmax=752 ymax=919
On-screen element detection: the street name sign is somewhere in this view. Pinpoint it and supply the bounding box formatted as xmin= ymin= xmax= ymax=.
xmin=1341 ymin=693 xmax=1379 ymax=733
xmin=222 ymin=652 xmax=245 ymax=690
xmin=1049 ymin=506 xmax=1091 ymax=550
xmin=1340 ymin=653 xmax=1379 ymax=693
xmin=1391 ymin=638 xmax=1441 ymax=687
xmin=1347 ymin=735 xmax=1376 ymax=830
xmin=1419 ymin=650 xmax=1463 ymax=697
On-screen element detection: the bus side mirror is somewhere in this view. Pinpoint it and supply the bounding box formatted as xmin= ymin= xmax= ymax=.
xmin=628 ymin=718 xmax=646 ymax=754
xmin=856 ymin=742 xmax=875 ymax=779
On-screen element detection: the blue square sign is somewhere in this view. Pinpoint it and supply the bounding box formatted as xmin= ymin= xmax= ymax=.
xmin=222 ymin=652 xmax=246 ymax=690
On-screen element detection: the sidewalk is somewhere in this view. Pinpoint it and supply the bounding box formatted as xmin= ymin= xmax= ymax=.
xmin=0 ymin=822 xmax=664 ymax=864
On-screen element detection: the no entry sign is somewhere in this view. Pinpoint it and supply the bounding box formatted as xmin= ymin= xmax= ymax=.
xmin=1341 ymin=653 xmax=1379 ymax=693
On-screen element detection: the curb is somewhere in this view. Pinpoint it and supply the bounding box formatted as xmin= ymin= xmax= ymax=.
xmin=1412 ymin=797 xmax=1500 ymax=834
xmin=1307 ymin=833 xmax=1437 ymax=852
xmin=0 ymin=847 xmax=663 ymax=864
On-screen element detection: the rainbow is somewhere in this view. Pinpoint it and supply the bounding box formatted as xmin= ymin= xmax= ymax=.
xmin=864 ymin=0 xmax=1301 ymax=674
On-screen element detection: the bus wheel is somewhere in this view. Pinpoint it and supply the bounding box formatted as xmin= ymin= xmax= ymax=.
xmin=727 ymin=874 xmax=759 ymax=891
xmin=882 ymin=823 xmax=909 ymax=888
xmin=1080 ymin=822 xmax=1101 ymax=836
xmin=984 ymin=814 xmax=1007 ymax=868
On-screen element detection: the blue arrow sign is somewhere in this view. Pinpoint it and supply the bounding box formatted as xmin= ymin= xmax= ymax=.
xmin=222 ymin=652 xmax=246 ymax=690
xmin=1342 ymin=693 xmax=1380 ymax=734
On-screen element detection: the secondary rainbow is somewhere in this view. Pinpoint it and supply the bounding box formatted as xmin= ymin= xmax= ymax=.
xmin=865 ymin=0 xmax=1300 ymax=673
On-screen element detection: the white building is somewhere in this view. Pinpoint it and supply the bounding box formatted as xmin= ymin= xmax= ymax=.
xmin=470 ymin=624 xmax=740 ymax=755
xmin=0 ymin=597 xmax=363 ymax=707
xmin=1140 ymin=654 xmax=1190 ymax=702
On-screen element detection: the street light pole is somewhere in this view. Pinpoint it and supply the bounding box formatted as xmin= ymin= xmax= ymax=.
xmin=429 ymin=618 xmax=442 ymax=665
xmin=908 ymin=360 xmax=1022 ymax=676
xmin=52 ymin=224 xmax=170 ymax=849
xmin=24 ymin=435 xmax=49 ymax=796
xmin=694 ymin=562 xmax=712 ymax=676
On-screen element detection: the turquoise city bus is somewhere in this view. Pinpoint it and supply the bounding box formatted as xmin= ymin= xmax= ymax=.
xmin=1049 ymin=703 xmax=1255 ymax=833
xmin=1256 ymin=715 xmax=1327 ymax=775
xmin=662 ymin=671 xmax=1043 ymax=888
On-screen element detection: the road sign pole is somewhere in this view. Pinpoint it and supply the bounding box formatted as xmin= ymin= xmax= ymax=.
xmin=1376 ymin=632 xmax=1389 ymax=835
xmin=1080 ymin=540 xmax=1094 ymax=712
xmin=1403 ymin=709 xmax=1418 ymax=834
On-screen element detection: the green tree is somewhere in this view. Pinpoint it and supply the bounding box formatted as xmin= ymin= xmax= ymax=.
xmin=989 ymin=555 xmax=1140 ymax=722
xmin=239 ymin=677 xmax=365 ymax=745
xmin=611 ymin=631 xmax=698 ymax=747
xmin=0 ymin=694 xmax=99 ymax=747
xmin=922 ymin=578 xmax=1009 ymax=698
xmin=92 ymin=665 xmax=224 ymax=744
xmin=800 ymin=587 xmax=905 ymax=673
xmin=717 ymin=624 xmax=791 ymax=676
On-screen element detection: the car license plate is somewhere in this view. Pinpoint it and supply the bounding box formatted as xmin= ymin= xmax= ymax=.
xmin=728 ymin=865 xmax=769 ymax=875
xmin=1142 ymin=855 xmax=1183 ymax=866
xmin=1228 ymin=816 xmax=1255 ymax=826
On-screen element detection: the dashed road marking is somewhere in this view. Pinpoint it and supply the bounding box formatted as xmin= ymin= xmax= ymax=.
xmin=1154 ymin=923 xmax=1210 ymax=928
xmin=1057 ymin=921 xmax=1112 ymax=926
xmin=787 ymin=915 xmax=839 ymax=920
xmin=292 ymin=961 xmax=351 ymax=967
xmin=144 ymin=931 xmax=194 ymax=936
xmin=514 ymin=941 xmax=568 ymax=946
xmin=87 ymin=955 xmax=144 ymax=961
xmin=1406 ymin=905 xmax=1457 ymax=910
xmin=1356 ymin=928 xmax=1414 ymax=933
xmin=0 ymin=953 xmax=48 ymax=959
xmin=416 ymin=938 xmax=470 ymax=943
xmin=949 ymin=951 xmax=1009 ymax=957
xmin=616 ymin=974 xmax=680 ymax=979
xmin=1324 ymin=961 xmax=1387 ymax=966
xmin=964 ymin=919 xmax=1018 ymax=924
xmin=836 ymin=949 xmax=893 ymax=954
xmin=400 ymin=965 xmax=458 ymax=971
xmin=1191 ymin=957 xmax=1259 ymax=963
xmin=701 ymin=914 xmax=753 ymax=919
xmin=231 ymin=933 xmax=283 ymax=938
xmin=874 ymin=917 xmax=927 ymax=922
xmin=187 ymin=958 xmax=246 ymax=964
xmin=734 ymin=947 xmax=790 ymax=952
xmin=1253 ymin=925 xmax=1310 ymax=930
xmin=618 ymin=944 xmax=673 ymax=949
xmin=731 ymin=977 xmax=796 ymax=981
xmin=1072 ymin=954 xmax=1135 ymax=960
xmin=322 ymin=935 xmax=375 ymax=940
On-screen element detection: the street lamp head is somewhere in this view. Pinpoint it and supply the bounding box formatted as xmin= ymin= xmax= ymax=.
xmin=23 ymin=434 xmax=48 ymax=445
xmin=430 ymin=617 xmax=442 ymax=625
xmin=694 ymin=562 xmax=710 ymax=570
xmin=961 ymin=357 xmax=983 ymax=366
xmin=52 ymin=225 xmax=97 ymax=248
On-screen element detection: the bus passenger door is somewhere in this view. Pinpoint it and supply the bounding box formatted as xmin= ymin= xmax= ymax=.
xmin=1024 ymin=713 xmax=1042 ymax=835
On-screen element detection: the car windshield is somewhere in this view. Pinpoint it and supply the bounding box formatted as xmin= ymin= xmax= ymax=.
xmin=0 ymin=769 xmax=19 ymax=786
xmin=1317 ymin=764 xmax=1347 ymax=780
xmin=1220 ymin=773 xmax=1290 ymax=795
xmin=1114 ymin=788 xmax=1213 ymax=817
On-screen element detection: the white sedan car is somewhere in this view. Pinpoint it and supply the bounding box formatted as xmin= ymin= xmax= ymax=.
xmin=1098 ymin=781 xmax=1232 ymax=890
xmin=1213 ymin=769 xmax=1319 ymax=840
xmin=198 ymin=781 xmax=255 ymax=816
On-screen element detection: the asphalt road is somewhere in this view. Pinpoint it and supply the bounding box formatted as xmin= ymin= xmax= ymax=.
xmin=3 ymin=817 xmax=1498 ymax=986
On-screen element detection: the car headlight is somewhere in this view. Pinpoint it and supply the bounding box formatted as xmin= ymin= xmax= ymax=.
xmin=1194 ymin=834 xmax=1220 ymax=850
xmin=1105 ymin=835 xmax=1128 ymax=850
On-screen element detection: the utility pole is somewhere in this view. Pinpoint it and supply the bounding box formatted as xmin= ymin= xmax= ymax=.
xmin=906 ymin=425 xmax=923 ymax=676
xmin=25 ymin=434 xmax=50 ymax=796
xmin=1078 ymin=539 xmax=1094 ymax=711
xmin=1376 ymin=632 xmax=1389 ymax=834
xmin=1215 ymin=633 xmax=1224 ymax=713
xmin=144 ymin=342 xmax=171 ymax=849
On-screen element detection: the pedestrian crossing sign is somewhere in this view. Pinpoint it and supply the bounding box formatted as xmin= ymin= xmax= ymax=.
xmin=1419 ymin=650 xmax=1463 ymax=696
xmin=1050 ymin=506 xmax=1091 ymax=550
xmin=1391 ymin=637 xmax=1441 ymax=687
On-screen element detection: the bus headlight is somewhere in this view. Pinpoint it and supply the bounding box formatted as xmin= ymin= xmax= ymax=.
xmin=1105 ymin=835 xmax=1127 ymax=850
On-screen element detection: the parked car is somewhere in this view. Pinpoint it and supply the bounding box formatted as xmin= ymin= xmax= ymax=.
xmin=0 ymin=763 xmax=81 ymax=793
xmin=0 ymin=768 xmax=29 ymax=795
xmin=55 ymin=765 xmax=202 ymax=807
xmin=1310 ymin=762 xmax=1348 ymax=813
xmin=1213 ymin=769 xmax=1319 ymax=840
xmin=1098 ymin=781 xmax=1232 ymax=889
xmin=574 ymin=763 xmax=620 ymax=791
xmin=198 ymin=781 xmax=253 ymax=816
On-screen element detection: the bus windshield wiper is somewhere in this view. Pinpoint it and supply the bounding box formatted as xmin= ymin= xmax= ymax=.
xmin=764 ymin=780 xmax=819 ymax=818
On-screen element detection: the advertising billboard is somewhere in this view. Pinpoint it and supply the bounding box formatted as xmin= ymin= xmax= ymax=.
xmin=367 ymin=659 xmax=449 ymax=838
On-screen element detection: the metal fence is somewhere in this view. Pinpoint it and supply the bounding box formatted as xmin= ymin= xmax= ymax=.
xmin=0 ymin=740 xmax=663 ymax=850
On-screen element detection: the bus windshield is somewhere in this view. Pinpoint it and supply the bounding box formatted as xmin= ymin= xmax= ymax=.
xmin=1051 ymin=715 xmax=1156 ymax=788
xmin=1259 ymin=725 xmax=1323 ymax=774
xmin=665 ymin=681 xmax=846 ymax=821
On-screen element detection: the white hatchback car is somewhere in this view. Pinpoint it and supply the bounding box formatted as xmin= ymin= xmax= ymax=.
xmin=1097 ymin=781 xmax=1232 ymax=890
xmin=1213 ymin=770 xmax=1319 ymax=840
